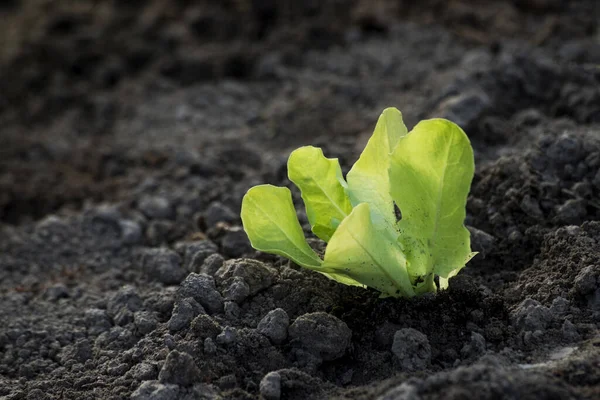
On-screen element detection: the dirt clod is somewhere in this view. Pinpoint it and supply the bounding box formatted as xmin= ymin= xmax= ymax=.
xmin=391 ymin=328 xmax=432 ymax=371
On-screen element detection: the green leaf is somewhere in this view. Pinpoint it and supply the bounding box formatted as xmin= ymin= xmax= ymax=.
xmin=346 ymin=107 xmax=408 ymax=228
xmin=389 ymin=119 xmax=475 ymax=279
xmin=288 ymin=146 xmax=353 ymax=242
xmin=321 ymin=271 xmax=367 ymax=288
xmin=321 ymin=203 xmax=415 ymax=297
xmin=241 ymin=185 xmax=323 ymax=269
xmin=438 ymin=252 xmax=477 ymax=289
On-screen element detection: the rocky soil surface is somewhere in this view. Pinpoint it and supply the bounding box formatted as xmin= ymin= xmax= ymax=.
xmin=1 ymin=1 xmax=599 ymax=399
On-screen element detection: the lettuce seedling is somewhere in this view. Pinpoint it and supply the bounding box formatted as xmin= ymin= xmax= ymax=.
xmin=241 ymin=108 xmax=476 ymax=297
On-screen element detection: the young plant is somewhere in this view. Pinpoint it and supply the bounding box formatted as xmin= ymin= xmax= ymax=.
xmin=241 ymin=108 xmax=476 ymax=297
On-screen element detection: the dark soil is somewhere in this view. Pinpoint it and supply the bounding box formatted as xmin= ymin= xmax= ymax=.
xmin=1 ymin=1 xmax=599 ymax=399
